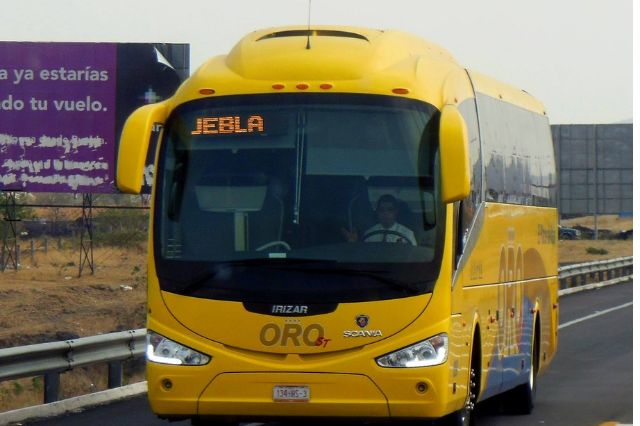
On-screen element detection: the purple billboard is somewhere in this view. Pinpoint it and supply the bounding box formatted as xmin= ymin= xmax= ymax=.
xmin=0 ymin=42 xmax=188 ymax=193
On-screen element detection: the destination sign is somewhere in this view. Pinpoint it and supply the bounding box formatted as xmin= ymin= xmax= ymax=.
xmin=191 ymin=115 xmax=265 ymax=135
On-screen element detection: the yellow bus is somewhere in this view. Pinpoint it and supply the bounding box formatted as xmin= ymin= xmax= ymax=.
xmin=117 ymin=26 xmax=558 ymax=425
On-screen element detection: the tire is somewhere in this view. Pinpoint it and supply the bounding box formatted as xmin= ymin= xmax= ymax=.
xmin=442 ymin=335 xmax=480 ymax=426
xmin=560 ymin=231 xmax=575 ymax=240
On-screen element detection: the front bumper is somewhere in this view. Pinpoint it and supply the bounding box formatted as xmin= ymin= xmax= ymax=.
xmin=147 ymin=360 xmax=459 ymax=420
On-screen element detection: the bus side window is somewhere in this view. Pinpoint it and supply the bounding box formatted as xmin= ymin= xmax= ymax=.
xmin=456 ymin=99 xmax=482 ymax=257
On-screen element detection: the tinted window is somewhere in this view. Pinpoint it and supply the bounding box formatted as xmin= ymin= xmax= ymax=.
xmin=476 ymin=94 xmax=556 ymax=206
xmin=153 ymin=93 xmax=445 ymax=303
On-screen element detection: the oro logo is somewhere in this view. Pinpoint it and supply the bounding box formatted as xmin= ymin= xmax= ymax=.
xmin=259 ymin=322 xmax=331 ymax=348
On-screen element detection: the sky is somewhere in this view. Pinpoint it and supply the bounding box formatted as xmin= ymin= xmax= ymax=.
xmin=1 ymin=0 xmax=634 ymax=124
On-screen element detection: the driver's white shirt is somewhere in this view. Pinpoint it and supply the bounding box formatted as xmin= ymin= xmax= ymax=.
xmin=363 ymin=223 xmax=417 ymax=245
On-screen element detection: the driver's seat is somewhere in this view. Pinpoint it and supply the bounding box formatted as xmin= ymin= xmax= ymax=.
xmin=248 ymin=179 xmax=285 ymax=250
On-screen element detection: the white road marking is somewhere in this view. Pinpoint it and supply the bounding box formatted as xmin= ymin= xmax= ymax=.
xmin=559 ymin=302 xmax=633 ymax=330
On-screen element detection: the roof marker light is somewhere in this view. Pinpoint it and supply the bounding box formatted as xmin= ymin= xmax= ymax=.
xmin=392 ymin=88 xmax=410 ymax=95
xmin=199 ymin=88 xmax=216 ymax=95
xmin=319 ymin=83 xmax=333 ymax=90
xmin=272 ymin=83 xmax=285 ymax=90
xmin=296 ymin=83 xmax=310 ymax=90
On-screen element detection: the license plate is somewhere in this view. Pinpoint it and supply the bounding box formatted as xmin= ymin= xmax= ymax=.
xmin=273 ymin=385 xmax=310 ymax=402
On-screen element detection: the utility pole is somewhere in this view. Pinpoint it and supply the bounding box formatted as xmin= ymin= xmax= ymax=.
xmin=592 ymin=126 xmax=598 ymax=240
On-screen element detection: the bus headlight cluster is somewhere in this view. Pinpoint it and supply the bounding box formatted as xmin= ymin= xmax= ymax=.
xmin=376 ymin=333 xmax=448 ymax=368
xmin=146 ymin=331 xmax=210 ymax=366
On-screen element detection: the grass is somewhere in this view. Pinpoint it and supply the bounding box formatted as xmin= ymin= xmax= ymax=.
xmin=586 ymin=247 xmax=609 ymax=255
xmin=558 ymin=239 xmax=631 ymax=264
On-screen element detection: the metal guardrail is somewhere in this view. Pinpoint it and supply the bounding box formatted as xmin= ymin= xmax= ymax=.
xmin=558 ymin=256 xmax=633 ymax=290
xmin=0 ymin=257 xmax=632 ymax=405
xmin=0 ymin=328 xmax=145 ymax=403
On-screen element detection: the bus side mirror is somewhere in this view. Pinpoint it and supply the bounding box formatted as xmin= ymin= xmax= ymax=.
xmin=116 ymin=103 xmax=168 ymax=194
xmin=439 ymin=105 xmax=471 ymax=204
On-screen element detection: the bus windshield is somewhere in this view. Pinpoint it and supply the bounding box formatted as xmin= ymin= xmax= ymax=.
xmin=154 ymin=93 xmax=445 ymax=303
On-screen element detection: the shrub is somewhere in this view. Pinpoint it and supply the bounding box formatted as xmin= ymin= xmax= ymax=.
xmin=92 ymin=208 xmax=149 ymax=247
xmin=586 ymin=247 xmax=608 ymax=255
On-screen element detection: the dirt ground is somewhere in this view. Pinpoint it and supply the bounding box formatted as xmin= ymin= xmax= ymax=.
xmin=0 ymin=217 xmax=633 ymax=411
xmin=0 ymin=243 xmax=147 ymax=349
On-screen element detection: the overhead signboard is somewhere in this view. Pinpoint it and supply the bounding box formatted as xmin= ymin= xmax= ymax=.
xmin=0 ymin=42 xmax=188 ymax=193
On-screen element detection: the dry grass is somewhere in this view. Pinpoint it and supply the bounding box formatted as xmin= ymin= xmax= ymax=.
xmin=558 ymin=240 xmax=633 ymax=264
xmin=561 ymin=214 xmax=633 ymax=233
xmin=0 ymin=242 xmax=148 ymax=348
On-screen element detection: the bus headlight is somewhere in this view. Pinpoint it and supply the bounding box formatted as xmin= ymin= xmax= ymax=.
xmin=376 ymin=333 xmax=448 ymax=368
xmin=146 ymin=331 xmax=210 ymax=366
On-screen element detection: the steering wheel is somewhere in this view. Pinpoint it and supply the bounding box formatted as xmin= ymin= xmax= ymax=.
xmin=362 ymin=229 xmax=413 ymax=245
xmin=256 ymin=241 xmax=292 ymax=252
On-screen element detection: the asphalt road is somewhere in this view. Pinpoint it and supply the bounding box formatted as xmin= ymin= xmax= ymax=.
xmin=30 ymin=282 xmax=633 ymax=426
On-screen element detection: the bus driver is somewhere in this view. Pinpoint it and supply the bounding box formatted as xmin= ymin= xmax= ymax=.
xmin=342 ymin=194 xmax=417 ymax=245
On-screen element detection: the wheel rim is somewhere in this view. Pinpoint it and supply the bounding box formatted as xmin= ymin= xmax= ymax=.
xmin=460 ymin=366 xmax=477 ymax=425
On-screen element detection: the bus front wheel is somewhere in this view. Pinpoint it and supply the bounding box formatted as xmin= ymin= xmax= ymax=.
xmin=443 ymin=366 xmax=476 ymax=426
xmin=442 ymin=335 xmax=480 ymax=426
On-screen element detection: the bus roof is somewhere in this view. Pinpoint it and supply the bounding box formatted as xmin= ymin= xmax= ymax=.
xmin=468 ymin=70 xmax=547 ymax=116
xmin=224 ymin=26 xmax=457 ymax=80
xmin=171 ymin=25 xmax=546 ymax=115
xmin=172 ymin=26 xmax=460 ymax=106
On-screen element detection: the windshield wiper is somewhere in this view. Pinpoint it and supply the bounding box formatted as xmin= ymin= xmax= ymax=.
xmin=164 ymin=269 xmax=215 ymax=295
xmin=165 ymin=259 xmax=425 ymax=296
xmin=164 ymin=258 xmax=338 ymax=295
xmin=224 ymin=257 xmax=337 ymax=266
xmin=265 ymin=265 xmax=426 ymax=294
xmin=326 ymin=268 xmax=426 ymax=294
